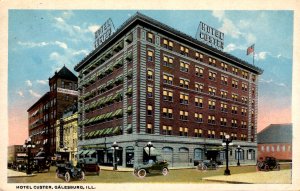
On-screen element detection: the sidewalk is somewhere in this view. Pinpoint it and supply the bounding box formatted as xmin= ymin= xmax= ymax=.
xmin=7 ymin=169 xmax=36 ymax=178
xmin=202 ymin=169 xmax=292 ymax=184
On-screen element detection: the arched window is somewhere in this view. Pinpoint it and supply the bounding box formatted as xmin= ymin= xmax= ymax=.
xmin=194 ymin=148 xmax=204 ymax=160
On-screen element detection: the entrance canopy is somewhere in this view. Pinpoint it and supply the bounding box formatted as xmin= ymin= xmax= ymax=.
xmin=144 ymin=147 xmax=161 ymax=156
xmin=205 ymin=146 xmax=224 ymax=151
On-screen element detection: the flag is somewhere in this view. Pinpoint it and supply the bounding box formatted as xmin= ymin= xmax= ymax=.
xmin=247 ymin=44 xmax=255 ymax=55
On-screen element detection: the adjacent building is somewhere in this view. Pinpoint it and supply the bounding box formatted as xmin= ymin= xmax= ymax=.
xmin=74 ymin=13 xmax=263 ymax=167
xmin=27 ymin=66 xmax=78 ymax=156
xmin=8 ymin=145 xmax=27 ymax=164
xmin=55 ymin=104 xmax=78 ymax=164
xmin=257 ymin=124 xmax=292 ymax=161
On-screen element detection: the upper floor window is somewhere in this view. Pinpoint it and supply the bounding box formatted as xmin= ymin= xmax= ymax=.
xmin=208 ymin=87 xmax=217 ymax=96
xmin=231 ymin=119 xmax=238 ymax=128
xmin=195 ymin=83 xmax=204 ymax=92
xmin=147 ymin=105 xmax=153 ymax=116
xmin=163 ymin=56 xmax=173 ymax=68
xmin=208 ymin=57 xmax=216 ymax=66
xmin=163 ymin=39 xmax=173 ymax=50
xmin=242 ymin=71 xmax=248 ymax=79
xmin=162 ymin=125 xmax=172 ymax=135
xmin=179 ymin=78 xmax=189 ymax=89
xmin=163 ymin=89 xmax=173 ymax=102
xmin=195 ymin=52 xmax=203 ymax=61
xmin=179 ymin=127 xmax=188 ymax=136
xmin=208 ymin=130 xmax=215 ymax=138
xmin=179 ymin=111 xmax=188 ymax=121
xmin=147 ymin=86 xmax=153 ymax=98
xmin=147 ymin=50 xmax=154 ymax=62
xmin=147 ymin=32 xmax=154 ymax=43
xmin=208 ymin=115 xmax=216 ymax=125
xmin=194 ymin=129 xmax=202 ymax=137
xmin=195 ymin=66 xmax=204 ymax=77
xmin=162 ymin=108 xmax=173 ymax=119
xmin=195 ymin=97 xmax=203 ymax=108
xmin=221 ymin=75 xmax=228 ymax=85
xmin=221 ymin=62 xmax=228 ymax=71
xmin=208 ymin=100 xmax=216 ymax=110
xmin=220 ymin=118 xmax=227 ymax=126
xmin=221 ymin=102 xmax=228 ymax=112
xmin=231 ymin=133 xmax=237 ymax=140
xmin=242 ymin=96 xmax=248 ymax=104
xmin=147 ymin=70 xmax=153 ymax=80
xmin=163 ymin=74 xmax=173 ymax=85
xmin=232 ymin=79 xmax=238 ymax=88
xmin=252 ymin=75 xmax=256 ymax=82
xmin=209 ymin=71 xmax=217 ymax=81
xmin=232 ymin=67 xmax=238 ymax=75
xmin=232 ymin=93 xmax=238 ymax=101
xmin=180 ymin=61 xmax=189 ymax=72
xmin=180 ymin=93 xmax=189 ymax=105
xmin=195 ymin=113 xmax=203 ymax=123
xmin=61 ymin=81 xmax=65 ymax=88
xmin=147 ymin=123 xmax=153 ymax=134
xmin=180 ymin=46 xmax=189 ymax=56
xmin=242 ymin=83 xmax=248 ymax=91
xmin=220 ymin=90 xmax=227 ymax=98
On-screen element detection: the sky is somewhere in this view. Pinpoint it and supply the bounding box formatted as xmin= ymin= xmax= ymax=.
xmin=8 ymin=10 xmax=293 ymax=146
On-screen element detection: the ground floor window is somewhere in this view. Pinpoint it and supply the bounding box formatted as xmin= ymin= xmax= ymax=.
xmin=194 ymin=148 xmax=204 ymax=161
xmin=235 ymin=149 xmax=244 ymax=160
xmin=247 ymin=149 xmax=255 ymax=160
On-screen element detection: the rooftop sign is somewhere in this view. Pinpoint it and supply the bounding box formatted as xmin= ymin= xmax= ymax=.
xmin=94 ymin=18 xmax=115 ymax=49
xmin=196 ymin=21 xmax=224 ymax=51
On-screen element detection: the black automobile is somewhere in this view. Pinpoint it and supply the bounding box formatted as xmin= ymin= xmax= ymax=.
xmin=31 ymin=151 xmax=51 ymax=173
xmin=197 ymin=160 xmax=219 ymax=170
xmin=56 ymin=162 xmax=85 ymax=182
xmin=257 ymin=156 xmax=280 ymax=171
xmin=133 ymin=160 xmax=169 ymax=178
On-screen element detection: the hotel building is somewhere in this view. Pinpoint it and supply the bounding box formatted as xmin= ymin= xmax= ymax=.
xmin=74 ymin=13 xmax=263 ymax=167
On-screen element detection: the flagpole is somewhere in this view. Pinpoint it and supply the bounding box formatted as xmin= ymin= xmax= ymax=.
xmin=252 ymin=44 xmax=255 ymax=65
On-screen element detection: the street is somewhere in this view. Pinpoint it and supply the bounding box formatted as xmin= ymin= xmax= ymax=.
xmin=7 ymin=164 xmax=291 ymax=183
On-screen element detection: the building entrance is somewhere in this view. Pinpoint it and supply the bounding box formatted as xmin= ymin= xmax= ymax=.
xmin=206 ymin=151 xmax=219 ymax=161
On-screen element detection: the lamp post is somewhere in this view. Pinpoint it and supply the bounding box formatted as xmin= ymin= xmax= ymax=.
xmin=237 ymin=145 xmax=241 ymax=166
xmin=63 ymin=146 xmax=68 ymax=161
xmin=222 ymin=134 xmax=232 ymax=176
xmin=23 ymin=137 xmax=36 ymax=175
xmin=112 ymin=141 xmax=119 ymax=170
xmin=146 ymin=141 xmax=153 ymax=162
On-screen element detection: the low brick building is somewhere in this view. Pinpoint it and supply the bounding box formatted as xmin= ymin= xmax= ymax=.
xmin=257 ymin=124 xmax=292 ymax=161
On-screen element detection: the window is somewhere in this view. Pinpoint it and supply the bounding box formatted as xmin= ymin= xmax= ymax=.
xmin=242 ymin=83 xmax=248 ymax=91
xmin=242 ymin=71 xmax=248 ymax=79
xmin=208 ymin=115 xmax=216 ymax=125
xmin=252 ymin=100 xmax=255 ymax=107
xmin=61 ymin=81 xmax=65 ymax=88
xmin=163 ymin=55 xmax=173 ymax=67
xmin=180 ymin=45 xmax=189 ymax=56
xmin=147 ymin=86 xmax=153 ymax=98
xmin=195 ymin=66 xmax=204 ymax=77
xmin=208 ymin=130 xmax=215 ymax=138
xmin=163 ymin=74 xmax=173 ymax=85
xmin=195 ymin=83 xmax=204 ymax=92
xmin=282 ymin=145 xmax=286 ymax=152
xmin=241 ymin=107 xmax=247 ymax=116
xmin=163 ymin=39 xmax=173 ymax=50
xmin=180 ymin=61 xmax=189 ymax=72
xmin=261 ymin=146 xmax=265 ymax=152
xmin=147 ymin=70 xmax=153 ymax=80
xmin=208 ymin=57 xmax=216 ymax=66
xmin=162 ymin=108 xmax=173 ymax=119
xmin=240 ymin=134 xmax=247 ymax=141
xmin=231 ymin=133 xmax=237 ymax=140
xmin=209 ymin=71 xmax=217 ymax=81
xmin=242 ymin=96 xmax=248 ymax=104
xmin=180 ymin=110 xmax=188 ymax=121
xmin=208 ymin=87 xmax=217 ymax=96
xmin=195 ymin=52 xmax=203 ymax=61
xmin=147 ymin=50 xmax=154 ymax=62
xmin=232 ymin=79 xmax=238 ymax=88
xmin=195 ymin=113 xmax=203 ymax=123
xmin=162 ymin=125 xmax=172 ymax=135
xmin=220 ymin=132 xmax=225 ymax=139
xmin=252 ymin=75 xmax=256 ymax=82
xmin=220 ymin=90 xmax=227 ymax=98
xmin=221 ymin=102 xmax=227 ymax=112
xmin=179 ymin=127 xmax=188 ymax=136
xmin=147 ymin=123 xmax=153 ymax=134
xmin=221 ymin=75 xmax=228 ymax=85
xmin=277 ymin=145 xmax=280 ymax=152
xmin=241 ymin=121 xmax=247 ymax=129
xmin=179 ymin=78 xmax=189 ymax=89
xmin=53 ymin=83 xmax=57 ymax=90
xmin=163 ymin=89 xmax=173 ymax=101
xmin=195 ymin=97 xmax=203 ymax=107
xmin=208 ymin=100 xmax=216 ymax=109
xmin=220 ymin=117 xmax=227 ymax=126
xmin=232 ymin=94 xmax=238 ymax=101
xmin=231 ymin=106 xmax=238 ymax=114
xmin=147 ymin=32 xmax=153 ymax=43
xmin=180 ymin=93 xmax=189 ymax=105
xmin=232 ymin=67 xmax=238 ymax=75
xmin=231 ymin=119 xmax=238 ymax=128
xmin=266 ymin=146 xmax=270 ymax=152
xmin=221 ymin=62 xmax=228 ymax=71
xmin=252 ymin=87 xmax=255 ymax=95
xmin=147 ymin=105 xmax=153 ymax=116
xmin=194 ymin=129 xmax=203 ymax=137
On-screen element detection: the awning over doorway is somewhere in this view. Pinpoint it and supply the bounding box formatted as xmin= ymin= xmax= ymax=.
xmin=205 ymin=146 xmax=224 ymax=151
xmin=81 ymin=150 xmax=90 ymax=155
xmin=77 ymin=150 xmax=84 ymax=155
xmin=144 ymin=147 xmax=161 ymax=156
xmin=87 ymin=150 xmax=96 ymax=155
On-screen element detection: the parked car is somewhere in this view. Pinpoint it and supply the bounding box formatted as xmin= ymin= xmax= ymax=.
xmin=56 ymin=162 xmax=85 ymax=182
xmin=133 ymin=160 xmax=169 ymax=178
xmin=197 ymin=160 xmax=219 ymax=170
xmin=31 ymin=151 xmax=51 ymax=173
xmin=78 ymin=162 xmax=100 ymax=176
xmin=257 ymin=156 xmax=280 ymax=171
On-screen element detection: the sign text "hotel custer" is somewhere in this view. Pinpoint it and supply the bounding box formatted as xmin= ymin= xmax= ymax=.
xmin=196 ymin=21 xmax=224 ymax=51
xmin=94 ymin=18 xmax=115 ymax=49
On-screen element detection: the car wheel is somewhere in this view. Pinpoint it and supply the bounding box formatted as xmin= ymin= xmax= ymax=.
xmin=162 ymin=168 xmax=168 ymax=176
xmin=65 ymin=172 xmax=71 ymax=182
xmin=201 ymin=165 xmax=207 ymax=171
xmin=137 ymin=169 xmax=147 ymax=178
xmin=79 ymin=171 xmax=85 ymax=181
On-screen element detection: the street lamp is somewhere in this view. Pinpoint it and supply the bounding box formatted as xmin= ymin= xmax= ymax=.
xmin=146 ymin=141 xmax=153 ymax=162
xmin=112 ymin=141 xmax=119 ymax=170
xmin=222 ymin=134 xmax=232 ymax=176
xmin=237 ymin=145 xmax=242 ymax=166
xmin=23 ymin=137 xmax=36 ymax=175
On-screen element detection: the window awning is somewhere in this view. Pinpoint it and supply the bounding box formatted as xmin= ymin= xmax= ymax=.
xmin=87 ymin=150 xmax=96 ymax=155
xmin=144 ymin=147 xmax=161 ymax=156
xmin=127 ymin=87 xmax=133 ymax=94
xmin=113 ymin=109 xmax=122 ymax=117
xmin=125 ymin=124 xmax=132 ymax=131
xmin=106 ymin=127 xmax=113 ymax=135
xmin=81 ymin=150 xmax=90 ymax=155
xmin=127 ymin=105 xmax=132 ymax=112
xmin=77 ymin=150 xmax=84 ymax=155
xmin=112 ymin=126 xmax=121 ymax=134
xmin=98 ymin=129 xmax=105 ymax=136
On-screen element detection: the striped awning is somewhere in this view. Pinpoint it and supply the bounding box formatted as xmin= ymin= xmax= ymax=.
xmin=77 ymin=150 xmax=84 ymax=155
xmin=87 ymin=150 xmax=96 ymax=155
xmin=81 ymin=150 xmax=90 ymax=155
xmin=112 ymin=126 xmax=122 ymax=134
xmin=125 ymin=124 xmax=132 ymax=131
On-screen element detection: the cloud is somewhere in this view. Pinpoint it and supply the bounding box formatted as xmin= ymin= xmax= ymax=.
xmin=260 ymin=78 xmax=287 ymax=88
xmin=73 ymin=25 xmax=81 ymax=32
xmin=88 ymin=25 xmax=100 ymax=33
xmin=55 ymin=41 xmax=68 ymax=49
xmin=25 ymin=80 xmax=32 ymax=87
xmin=255 ymin=51 xmax=268 ymax=60
xmin=260 ymin=78 xmax=273 ymax=84
xmin=62 ymin=11 xmax=74 ymax=19
xmin=18 ymin=41 xmax=49 ymax=48
xmin=224 ymin=43 xmax=245 ymax=52
xmin=29 ymin=90 xmax=41 ymax=98
xmin=54 ymin=17 xmax=64 ymax=23
xmin=16 ymin=91 xmax=24 ymax=97
xmin=220 ymin=18 xmax=242 ymax=39
xmin=36 ymin=80 xmax=48 ymax=85
xmin=73 ymin=49 xmax=89 ymax=56
xmin=212 ymin=10 xmax=225 ymax=21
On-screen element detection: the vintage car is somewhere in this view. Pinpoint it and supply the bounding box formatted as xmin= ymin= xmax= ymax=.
xmin=56 ymin=162 xmax=85 ymax=182
xmin=197 ymin=160 xmax=219 ymax=170
xmin=257 ymin=156 xmax=280 ymax=171
xmin=133 ymin=160 xmax=169 ymax=178
xmin=31 ymin=151 xmax=51 ymax=173
xmin=77 ymin=149 xmax=100 ymax=175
